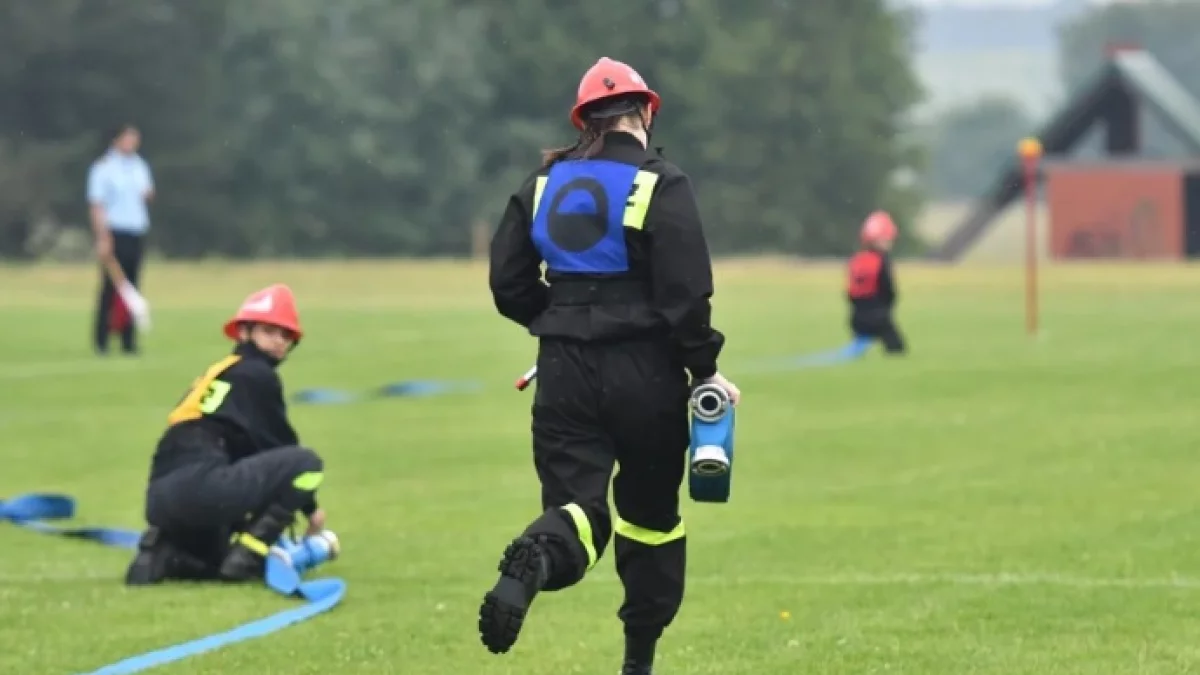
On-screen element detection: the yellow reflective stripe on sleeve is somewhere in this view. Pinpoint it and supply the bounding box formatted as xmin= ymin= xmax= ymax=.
xmin=560 ymin=503 xmax=599 ymax=570
xmin=614 ymin=514 xmax=685 ymax=546
xmin=234 ymin=532 xmax=269 ymax=556
xmin=532 ymin=175 xmax=549 ymax=220
xmin=621 ymin=170 xmax=659 ymax=230
xmin=293 ymin=471 xmax=324 ymax=491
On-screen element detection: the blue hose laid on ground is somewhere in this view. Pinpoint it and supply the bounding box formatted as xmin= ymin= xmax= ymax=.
xmin=0 ymin=493 xmax=345 ymax=675
xmin=293 ymin=378 xmax=482 ymax=405
xmin=741 ymin=335 xmax=875 ymax=373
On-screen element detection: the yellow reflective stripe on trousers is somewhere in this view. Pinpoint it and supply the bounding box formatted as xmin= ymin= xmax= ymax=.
xmin=621 ymin=170 xmax=659 ymax=230
xmin=560 ymin=503 xmax=598 ymax=570
xmin=614 ymin=514 xmax=685 ymax=546
xmin=293 ymin=471 xmax=323 ymax=491
xmin=235 ymin=532 xmax=269 ymax=556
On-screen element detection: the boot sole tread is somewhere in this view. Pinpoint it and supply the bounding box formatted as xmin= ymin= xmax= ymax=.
xmin=478 ymin=536 xmax=543 ymax=654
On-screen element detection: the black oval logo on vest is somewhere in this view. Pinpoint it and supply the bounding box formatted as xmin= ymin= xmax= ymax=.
xmin=547 ymin=178 xmax=610 ymax=253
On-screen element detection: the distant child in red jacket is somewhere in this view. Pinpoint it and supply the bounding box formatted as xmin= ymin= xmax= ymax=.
xmin=846 ymin=211 xmax=906 ymax=354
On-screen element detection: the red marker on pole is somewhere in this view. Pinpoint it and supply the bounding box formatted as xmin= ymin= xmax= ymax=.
xmin=1018 ymin=137 xmax=1043 ymax=337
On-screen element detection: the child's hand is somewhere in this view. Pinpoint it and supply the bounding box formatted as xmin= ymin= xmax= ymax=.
xmin=305 ymin=508 xmax=327 ymax=536
xmin=703 ymin=372 xmax=741 ymax=405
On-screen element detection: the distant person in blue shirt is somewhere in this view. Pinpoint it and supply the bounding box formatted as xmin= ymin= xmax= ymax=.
xmin=88 ymin=124 xmax=154 ymax=355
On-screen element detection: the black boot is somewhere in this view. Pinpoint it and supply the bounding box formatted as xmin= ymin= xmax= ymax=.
xmin=218 ymin=503 xmax=293 ymax=581
xmin=124 ymin=527 xmax=218 ymax=585
xmin=620 ymin=630 xmax=658 ymax=675
xmin=478 ymin=536 xmax=550 ymax=654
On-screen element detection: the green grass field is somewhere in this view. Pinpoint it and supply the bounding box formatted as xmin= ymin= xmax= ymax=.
xmin=2 ymin=259 xmax=1200 ymax=675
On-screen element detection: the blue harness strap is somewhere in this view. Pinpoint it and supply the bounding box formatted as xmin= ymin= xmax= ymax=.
xmin=0 ymin=493 xmax=346 ymax=675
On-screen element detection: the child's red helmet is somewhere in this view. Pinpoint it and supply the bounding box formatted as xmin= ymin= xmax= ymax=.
xmin=570 ymin=57 xmax=661 ymax=131
xmin=860 ymin=210 xmax=898 ymax=244
xmin=223 ymin=284 xmax=303 ymax=341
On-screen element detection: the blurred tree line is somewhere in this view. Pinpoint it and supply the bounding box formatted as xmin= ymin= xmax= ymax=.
xmin=0 ymin=0 xmax=924 ymax=260
xmin=923 ymin=0 xmax=1200 ymax=201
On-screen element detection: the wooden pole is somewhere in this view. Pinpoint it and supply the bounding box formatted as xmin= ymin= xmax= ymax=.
xmin=1018 ymin=137 xmax=1043 ymax=336
xmin=471 ymin=219 xmax=489 ymax=260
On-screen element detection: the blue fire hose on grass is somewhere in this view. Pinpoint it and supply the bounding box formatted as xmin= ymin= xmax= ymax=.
xmin=293 ymin=378 xmax=481 ymax=405
xmin=741 ymin=335 xmax=874 ymax=373
xmin=0 ymin=493 xmax=345 ymax=675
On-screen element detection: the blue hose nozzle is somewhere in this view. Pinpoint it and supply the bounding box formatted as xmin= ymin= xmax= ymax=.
xmin=688 ymin=383 xmax=736 ymax=503
xmin=265 ymin=530 xmax=340 ymax=595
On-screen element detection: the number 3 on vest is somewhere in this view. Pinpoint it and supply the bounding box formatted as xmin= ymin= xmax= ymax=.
xmin=199 ymin=380 xmax=232 ymax=414
xmin=167 ymin=354 xmax=241 ymax=425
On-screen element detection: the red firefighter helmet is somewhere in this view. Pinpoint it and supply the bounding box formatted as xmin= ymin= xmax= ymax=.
xmin=860 ymin=210 xmax=898 ymax=244
xmin=570 ymin=57 xmax=662 ymax=131
xmin=222 ymin=283 xmax=303 ymax=341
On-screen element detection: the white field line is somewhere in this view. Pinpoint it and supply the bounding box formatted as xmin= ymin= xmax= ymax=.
xmin=0 ymin=359 xmax=177 ymax=380
xmin=3 ymin=566 xmax=1200 ymax=590
xmin=666 ymin=571 xmax=1200 ymax=590
xmin=0 ymin=568 xmax=118 ymax=583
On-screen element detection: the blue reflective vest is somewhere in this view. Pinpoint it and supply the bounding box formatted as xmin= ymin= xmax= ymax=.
xmin=531 ymin=159 xmax=659 ymax=274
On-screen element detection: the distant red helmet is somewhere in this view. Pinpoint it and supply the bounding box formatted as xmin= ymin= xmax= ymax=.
xmin=570 ymin=57 xmax=661 ymax=131
xmin=223 ymin=283 xmax=303 ymax=341
xmin=860 ymin=210 xmax=898 ymax=244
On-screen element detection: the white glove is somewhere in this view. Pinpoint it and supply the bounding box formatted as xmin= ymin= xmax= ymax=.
xmin=702 ymin=372 xmax=741 ymax=405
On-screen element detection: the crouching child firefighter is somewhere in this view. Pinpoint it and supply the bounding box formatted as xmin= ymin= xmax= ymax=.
xmin=125 ymin=283 xmax=328 ymax=585
xmin=846 ymin=210 xmax=906 ymax=354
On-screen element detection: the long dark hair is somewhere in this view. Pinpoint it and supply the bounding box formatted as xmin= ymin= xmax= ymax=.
xmin=541 ymin=118 xmax=620 ymax=167
xmin=541 ymin=95 xmax=649 ymax=168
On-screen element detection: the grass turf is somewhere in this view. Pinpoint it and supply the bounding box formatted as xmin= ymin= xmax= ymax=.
xmin=1 ymin=259 xmax=1199 ymax=674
